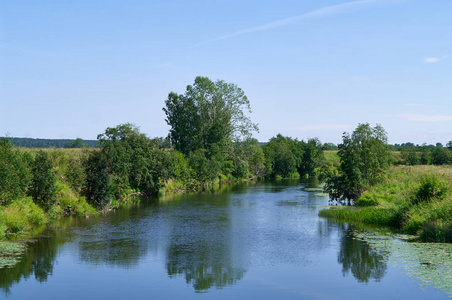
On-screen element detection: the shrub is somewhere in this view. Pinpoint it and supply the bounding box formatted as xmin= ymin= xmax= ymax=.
xmin=355 ymin=192 xmax=379 ymax=207
xmin=413 ymin=174 xmax=447 ymax=204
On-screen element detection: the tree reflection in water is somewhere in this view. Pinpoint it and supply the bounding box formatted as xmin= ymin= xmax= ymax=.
xmin=338 ymin=225 xmax=387 ymax=283
xmin=0 ymin=237 xmax=60 ymax=296
xmin=166 ymin=241 xmax=245 ymax=292
xmin=164 ymin=193 xmax=246 ymax=292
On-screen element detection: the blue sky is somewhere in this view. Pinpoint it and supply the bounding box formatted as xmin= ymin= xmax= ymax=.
xmin=1 ymin=0 xmax=452 ymax=144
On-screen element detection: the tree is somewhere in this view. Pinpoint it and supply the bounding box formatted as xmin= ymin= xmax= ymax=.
xmin=325 ymin=124 xmax=391 ymax=201
xmin=431 ymin=147 xmax=451 ymax=165
xmin=163 ymin=76 xmax=258 ymax=155
xmin=65 ymin=138 xmax=86 ymax=148
xmin=83 ymin=151 xmax=110 ymax=208
xmin=96 ymin=123 xmax=164 ymax=198
xmin=299 ymin=138 xmax=326 ymax=177
xmin=262 ymin=134 xmax=301 ymax=178
xmin=31 ymin=151 xmax=57 ymax=211
xmin=0 ymin=138 xmax=30 ymax=205
xmin=400 ymin=147 xmax=419 ymax=165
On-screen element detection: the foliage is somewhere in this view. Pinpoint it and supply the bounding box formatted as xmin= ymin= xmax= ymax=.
xmin=413 ymin=174 xmax=447 ymax=204
xmin=0 ymin=138 xmax=31 ymax=205
xmin=324 ymin=123 xmax=391 ymax=201
xmin=30 ymin=151 xmax=57 ymax=211
xmin=95 ymin=123 xmax=175 ymax=199
xmin=83 ymin=151 xmax=111 ymax=208
xmin=400 ymin=147 xmax=419 ymax=165
xmin=262 ymin=135 xmax=296 ymax=178
xmin=188 ymin=148 xmax=218 ymax=182
xmin=64 ymin=156 xmax=86 ymax=194
xmin=242 ymin=138 xmax=266 ymax=177
xmin=262 ymin=134 xmax=326 ymax=179
xmin=65 ymin=138 xmax=86 ymax=148
xmin=431 ymin=147 xmax=451 ymax=165
xmin=299 ymin=138 xmax=326 ymax=177
xmin=163 ymin=76 xmax=258 ymax=155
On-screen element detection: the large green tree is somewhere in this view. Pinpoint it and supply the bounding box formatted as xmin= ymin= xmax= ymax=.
xmin=325 ymin=123 xmax=391 ymax=201
xmin=163 ymin=76 xmax=258 ymax=155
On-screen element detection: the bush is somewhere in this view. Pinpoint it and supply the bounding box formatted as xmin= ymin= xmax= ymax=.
xmin=414 ymin=174 xmax=447 ymax=204
xmin=355 ymin=192 xmax=379 ymax=207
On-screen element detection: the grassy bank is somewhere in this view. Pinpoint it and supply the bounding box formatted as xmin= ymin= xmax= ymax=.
xmin=320 ymin=165 xmax=452 ymax=242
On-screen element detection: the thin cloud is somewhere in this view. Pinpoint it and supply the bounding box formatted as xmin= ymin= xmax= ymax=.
xmin=423 ymin=56 xmax=447 ymax=63
xmin=295 ymin=124 xmax=353 ymax=131
xmin=195 ymin=0 xmax=387 ymax=46
xmin=395 ymin=114 xmax=452 ymax=122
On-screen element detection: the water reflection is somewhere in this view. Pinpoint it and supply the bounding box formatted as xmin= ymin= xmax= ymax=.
xmin=0 ymin=180 xmax=401 ymax=297
xmin=74 ymin=205 xmax=150 ymax=268
xmin=166 ymin=242 xmax=245 ymax=292
xmin=0 ymin=237 xmax=60 ymax=295
xmin=164 ymin=192 xmax=246 ymax=292
xmin=338 ymin=225 xmax=388 ymax=283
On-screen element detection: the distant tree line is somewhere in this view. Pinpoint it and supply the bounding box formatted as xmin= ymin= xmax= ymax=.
xmin=397 ymin=142 xmax=452 ymax=166
xmin=390 ymin=141 xmax=452 ymax=152
xmin=9 ymin=137 xmax=99 ymax=148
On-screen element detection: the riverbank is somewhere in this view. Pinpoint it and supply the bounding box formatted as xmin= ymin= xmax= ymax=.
xmin=0 ymin=145 xmax=259 ymax=240
xmin=319 ymin=165 xmax=452 ymax=242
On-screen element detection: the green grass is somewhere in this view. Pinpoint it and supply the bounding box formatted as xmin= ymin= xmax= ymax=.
xmin=320 ymin=165 xmax=452 ymax=242
xmin=0 ymin=197 xmax=47 ymax=238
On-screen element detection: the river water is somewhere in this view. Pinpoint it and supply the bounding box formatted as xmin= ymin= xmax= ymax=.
xmin=1 ymin=180 xmax=450 ymax=299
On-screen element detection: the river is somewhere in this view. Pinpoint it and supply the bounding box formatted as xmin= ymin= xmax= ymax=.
xmin=1 ymin=180 xmax=450 ymax=299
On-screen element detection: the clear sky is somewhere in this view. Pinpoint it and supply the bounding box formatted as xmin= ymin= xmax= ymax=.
xmin=1 ymin=0 xmax=452 ymax=145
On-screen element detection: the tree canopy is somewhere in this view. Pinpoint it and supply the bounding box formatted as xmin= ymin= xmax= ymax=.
xmin=163 ymin=76 xmax=258 ymax=155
